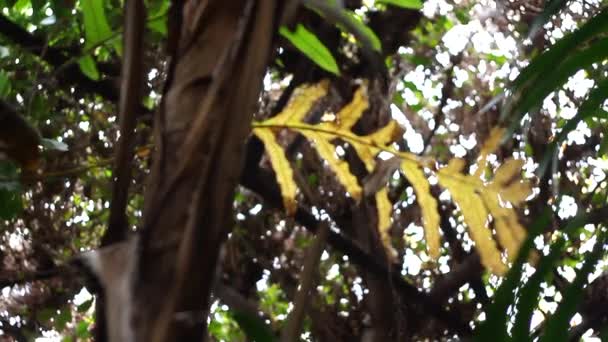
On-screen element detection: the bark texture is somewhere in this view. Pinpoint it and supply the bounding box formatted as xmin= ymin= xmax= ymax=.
xmin=132 ymin=2 xmax=280 ymax=341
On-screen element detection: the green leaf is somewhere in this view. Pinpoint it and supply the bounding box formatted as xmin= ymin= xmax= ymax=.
xmin=511 ymin=238 xmax=566 ymax=341
xmin=78 ymin=55 xmax=100 ymax=81
xmin=539 ymin=229 xmax=608 ymax=342
xmin=474 ymin=209 xmax=552 ymax=341
xmin=147 ymin=1 xmax=169 ymax=36
xmin=555 ymin=78 xmax=608 ymax=143
xmin=75 ymin=321 xmax=90 ymax=338
xmin=279 ymin=24 xmax=340 ymax=75
xmin=36 ymin=308 xmax=55 ymax=323
xmin=528 ymin=0 xmax=570 ymax=39
xmin=506 ymin=37 xmax=608 ymax=126
xmin=3 ymin=0 xmax=17 ymax=8
xmin=51 ymin=0 xmax=73 ymax=18
xmin=81 ymin=0 xmax=121 ymax=53
xmin=376 ymin=0 xmax=423 ymax=9
xmin=31 ymin=0 xmax=44 ymax=19
xmin=510 ymin=9 xmax=608 ymax=91
xmin=342 ymin=11 xmax=382 ymax=51
xmin=303 ymin=1 xmax=381 ymax=53
xmin=0 ymin=71 xmax=11 ymax=98
xmin=41 ymin=138 xmax=69 ymax=152
xmin=55 ymin=308 xmax=72 ymax=331
xmin=503 ymin=37 xmax=608 ymax=146
xmin=499 ymin=9 xmax=608 ymax=129
xmin=232 ymin=311 xmax=277 ymax=342
xmin=455 ymin=8 xmax=470 ymax=23
xmin=76 ymin=299 xmax=93 ymax=313
xmin=12 ymin=0 xmax=28 ymax=11
xmin=0 ymin=161 xmax=22 ymax=220
xmin=537 ymin=77 xmax=608 ymax=176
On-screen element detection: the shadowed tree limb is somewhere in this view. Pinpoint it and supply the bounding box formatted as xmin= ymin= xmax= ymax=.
xmin=93 ymin=2 xmax=146 ymax=341
xmin=102 ymin=0 xmax=147 ymax=247
xmin=280 ymin=221 xmax=330 ymax=342
xmin=133 ymin=2 xmax=282 ymax=341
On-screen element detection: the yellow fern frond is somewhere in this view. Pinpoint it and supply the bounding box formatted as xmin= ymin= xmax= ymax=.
xmin=437 ymin=156 xmax=532 ymax=274
xmin=253 ymin=128 xmax=298 ymax=215
xmin=491 ymin=158 xmax=532 ymax=205
xmin=266 ymin=81 xmax=329 ymax=126
xmin=253 ymin=80 xmax=533 ymax=276
xmin=479 ymin=127 xmax=506 ymax=157
xmin=485 ymin=158 xmax=532 ymax=262
xmin=438 ymin=159 xmax=508 ymax=275
xmin=350 ymin=121 xmax=402 ymax=172
xmin=376 ymin=188 xmax=397 ymax=260
xmin=333 ymin=86 xmax=368 ymax=130
xmin=493 ymin=158 xmax=524 ymax=185
xmin=474 ymin=127 xmax=506 ymax=178
xmin=301 ymin=130 xmax=363 ymax=200
xmin=401 ymin=157 xmax=441 ymax=259
xmin=483 ymin=197 xmax=527 ymax=263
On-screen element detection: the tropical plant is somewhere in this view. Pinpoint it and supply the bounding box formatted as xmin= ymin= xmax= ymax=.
xmin=0 ymin=0 xmax=607 ymax=341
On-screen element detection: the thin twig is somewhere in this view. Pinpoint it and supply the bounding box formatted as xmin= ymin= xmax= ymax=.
xmin=280 ymin=221 xmax=330 ymax=342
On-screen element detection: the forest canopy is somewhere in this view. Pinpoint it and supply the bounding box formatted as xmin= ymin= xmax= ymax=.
xmin=0 ymin=0 xmax=607 ymax=341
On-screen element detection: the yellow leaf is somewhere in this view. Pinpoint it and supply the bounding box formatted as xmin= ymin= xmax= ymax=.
xmin=302 ymin=130 xmax=362 ymax=200
xmin=500 ymin=181 xmax=532 ymax=205
xmin=456 ymin=195 xmax=506 ymax=275
xmin=487 ymin=159 xmax=532 ymax=205
xmin=368 ymin=121 xmax=402 ymax=145
xmin=446 ymin=158 xmax=467 ymax=173
xmin=254 ymin=80 xmax=534 ymax=276
xmin=474 ymin=127 xmax=506 ymax=178
xmin=493 ymin=158 xmax=525 ymax=186
xmin=437 ymin=168 xmax=507 ymax=274
xmin=266 ymin=81 xmax=329 ymax=126
xmin=437 ymin=155 xmax=533 ymax=272
xmin=135 ymin=146 xmax=151 ymax=158
xmin=253 ymin=128 xmax=298 ymax=215
xmin=477 ymin=158 xmax=533 ymax=263
xmin=479 ymin=127 xmax=506 ymax=158
xmin=401 ymin=158 xmax=441 ymax=259
xmin=481 ymin=191 xmax=526 ymax=262
xmin=351 ymin=121 xmax=402 ymax=172
xmin=376 ymin=188 xmax=397 ymax=260
xmin=334 ymin=86 xmax=368 ymax=130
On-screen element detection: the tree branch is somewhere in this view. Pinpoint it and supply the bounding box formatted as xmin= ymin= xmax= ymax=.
xmin=102 ymin=0 xmax=146 ymax=246
xmin=280 ymin=221 xmax=330 ymax=342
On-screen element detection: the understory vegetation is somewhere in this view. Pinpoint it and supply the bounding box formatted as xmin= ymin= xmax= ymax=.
xmin=1 ymin=0 xmax=608 ymax=341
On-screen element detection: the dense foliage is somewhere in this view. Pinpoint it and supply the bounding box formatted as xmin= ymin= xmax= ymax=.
xmin=0 ymin=0 xmax=607 ymax=341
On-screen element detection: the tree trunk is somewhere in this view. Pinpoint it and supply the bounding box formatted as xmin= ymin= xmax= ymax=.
xmin=131 ymin=2 xmax=280 ymax=341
